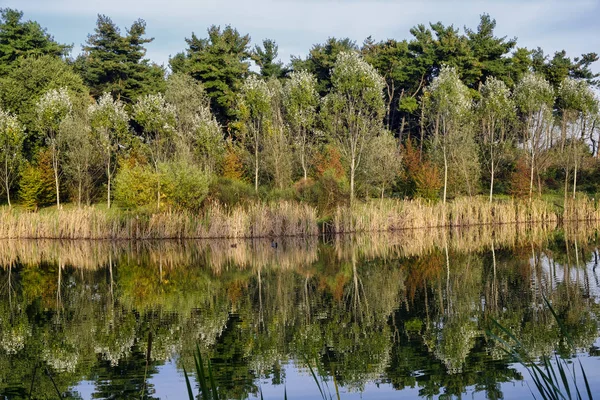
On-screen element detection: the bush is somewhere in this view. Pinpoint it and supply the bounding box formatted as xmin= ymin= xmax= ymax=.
xmin=113 ymin=159 xmax=157 ymax=210
xmin=208 ymin=177 xmax=256 ymax=207
xmin=161 ymin=160 xmax=210 ymax=212
xmin=18 ymin=150 xmax=56 ymax=210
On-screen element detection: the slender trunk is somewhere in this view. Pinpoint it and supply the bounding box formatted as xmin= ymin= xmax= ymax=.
xmin=573 ymin=158 xmax=578 ymax=200
xmin=52 ymin=142 xmax=60 ymax=209
xmin=560 ymin=113 xmax=567 ymax=152
xmin=419 ymin=100 xmax=425 ymax=160
xmin=489 ymin=159 xmax=494 ymax=203
xmin=254 ymin=124 xmax=259 ymax=192
xmin=4 ymin=157 xmax=10 ymax=207
xmin=350 ymin=155 xmax=355 ymax=207
xmin=78 ymin=178 xmax=82 ymax=208
xmin=529 ymin=148 xmax=535 ymax=202
xmin=107 ymin=157 xmax=111 ymax=209
xmin=564 ymin=167 xmax=569 ymax=211
xmin=301 ymin=150 xmax=307 ymax=181
xmin=155 ymin=161 xmax=160 ymax=211
xmin=443 ymin=145 xmax=448 ymax=205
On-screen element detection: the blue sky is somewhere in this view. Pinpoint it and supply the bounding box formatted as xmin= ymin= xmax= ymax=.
xmin=6 ymin=0 xmax=600 ymax=71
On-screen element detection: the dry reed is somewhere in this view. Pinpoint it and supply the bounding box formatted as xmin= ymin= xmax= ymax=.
xmin=0 ymin=201 xmax=318 ymax=239
xmin=1 ymin=196 xmax=600 ymax=240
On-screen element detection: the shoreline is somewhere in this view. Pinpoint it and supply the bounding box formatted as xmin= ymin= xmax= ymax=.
xmin=0 ymin=196 xmax=598 ymax=240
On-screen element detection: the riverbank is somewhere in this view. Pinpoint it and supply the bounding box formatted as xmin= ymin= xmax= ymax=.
xmin=0 ymin=196 xmax=598 ymax=239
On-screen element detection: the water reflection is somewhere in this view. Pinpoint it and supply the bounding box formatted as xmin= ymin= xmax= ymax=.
xmin=0 ymin=225 xmax=599 ymax=399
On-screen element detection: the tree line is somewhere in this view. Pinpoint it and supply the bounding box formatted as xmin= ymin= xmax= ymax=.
xmin=0 ymin=8 xmax=599 ymax=212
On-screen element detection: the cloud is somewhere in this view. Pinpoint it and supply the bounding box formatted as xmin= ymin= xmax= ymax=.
xmin=8 ymin=0 xmax=600 ymax=72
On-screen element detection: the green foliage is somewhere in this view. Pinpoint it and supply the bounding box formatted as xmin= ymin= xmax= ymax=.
xmin=113 ymin=158 xmax=156 ymax=209
xmin=0 ymin=8 xmax=71 ymax=76
xmin=161 ymin=160 xmax=210 ymax=212
xmin=208 ymin=177 xmax=256 ymax=207
xmin=291 ymin=37 xmax=358 ymax=95
xmin=0 ymin=55 xmax=87 ymax=142
xmin=74 ymin=15 xmax=164 ymax=102
xmin=61 ymin=114 xmax=100 ymax=205
xmin=0 ymin=108 xmax=25 ymax=205
xmin=252 ymin=39 xmax=285 ymax=79
xmin=283 ymin=70 xmax=319 ymax=180
xmin=360 ymin=130 xmax=402 ymax=197
xmin=322 ymin=51 xmax=386 ymax=203
xmin=171 ymin=25 xmax=251 ymax=126
xmin=18 ymin=150 xmax=55 ymax=210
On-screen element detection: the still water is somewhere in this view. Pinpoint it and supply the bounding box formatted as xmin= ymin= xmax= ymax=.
xmin=1 ymin=225 xmax=600 ymax=399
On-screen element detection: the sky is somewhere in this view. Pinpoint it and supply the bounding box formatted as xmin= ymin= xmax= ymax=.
xmin=5 ymin=0 xmax=600 ymax=71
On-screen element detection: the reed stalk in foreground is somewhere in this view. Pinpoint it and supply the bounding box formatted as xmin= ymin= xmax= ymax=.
xmin=487 ymin=297 xmax=593 ymax=400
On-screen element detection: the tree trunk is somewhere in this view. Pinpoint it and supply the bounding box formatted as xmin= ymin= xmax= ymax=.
xmin=107 ymin=157 xmax=111 ymax=209
xmin=254 ymin=125 xmax=259 ymax=192
xmin=301 ymin=150 xmax=307 ymax=181
xmin=443 ymin=146 xmax=448 ymax=205
xmin=564 ymin=167 xmax=569 ymax=210
xmin=529 ymin=149 xmax=535 ymax=202
xmin=52 ymin=143 xmax=60 ymax=209
xmin=573 ymin=159 xmax=578 ymax=200
xmin=489 ymin=159 xmax=494 ymax=203
xmin=350 ymin=155 xmax=355 ymax=207
xmin=4 ymin=158 xmax=10 ymax=207
xmin=78 ymin=178 xmax=82 ymax=208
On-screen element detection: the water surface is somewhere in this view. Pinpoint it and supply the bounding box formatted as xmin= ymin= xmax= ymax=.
xmin=0 ymin=225 xmax=599 ymax=399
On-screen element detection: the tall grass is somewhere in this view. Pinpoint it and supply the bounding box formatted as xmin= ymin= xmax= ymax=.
xmin=1 ymin=196 xmax=600 ymax=239
xmin=0 ymin=201 xmax=318 ymax=239
xmin=331 ymin=196 xmax=591 ymax=233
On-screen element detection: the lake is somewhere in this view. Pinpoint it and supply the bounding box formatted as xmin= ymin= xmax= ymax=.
xmin=0 ymin=224 xmax=599 ymax=399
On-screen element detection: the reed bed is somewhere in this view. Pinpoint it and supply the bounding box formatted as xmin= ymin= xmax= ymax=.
xmin=331 ymin=197 xmax=574 ymax=233
xmin=0 ymin=201 xmax=318 ymax=239
xmin=1 ymin=196 xmax=600 ymax=240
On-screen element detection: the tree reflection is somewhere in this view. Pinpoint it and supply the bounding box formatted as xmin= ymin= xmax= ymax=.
xmin=0 ymin=227 xmax=598 ymax=398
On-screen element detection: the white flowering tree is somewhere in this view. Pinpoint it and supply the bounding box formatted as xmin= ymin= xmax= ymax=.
xmin=321 ymin=51 xmax=386 ymax=205
xmin=37 ymin=87 xmax=72 ymax=208
xmin=557 ymin=78 xmax=598 ymax=199
xmin=133 ymin=93 xmax=176 ymax=210
xmin=238 ymin=75 xmax=273 ymax=192
xmin=283 ymin=71 xmax=319 ymax=181
xmin=425 ymin=66 xmax=473 ymax=204
xmin=0 ymin=109 xmax=25 ymax=207
xmin=514 ymin=73 xmax=554 ymax=200
xmin=477 ymin=77 xmax=515 ymax=202
xmin=89 ymin=93 xmax=129 ymax=208
xmin=165 ymin=74 xmax=224 ymax=173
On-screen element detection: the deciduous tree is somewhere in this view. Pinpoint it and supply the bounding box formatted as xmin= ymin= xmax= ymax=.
xmin=0 ymin=109 xmax=24 ymax=206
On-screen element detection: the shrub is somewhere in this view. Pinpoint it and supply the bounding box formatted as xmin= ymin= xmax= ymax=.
xmin=509 ymin=157 xmax=531 ymax=198
xmin=18 ymin=150 xmax=56 ymax=210
xmin=161 ymin=160 xmax=210 ymax=212
xmin=113 ymin=159 xmax=157 ymax=209
xmin=208 ymin=177 xmax=256 ymax=207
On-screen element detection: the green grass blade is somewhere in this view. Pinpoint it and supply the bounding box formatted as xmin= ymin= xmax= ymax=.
xmin=579 ymin=360 xmax=593 ymax=400
xmin=207 ymin=357 xmax=220 ymax=400
xmin=305 ymin=360 xmax=326 ymax=400
xmin=183 ymin=367 xmax=195 ymax=400
xmin=194 ymin=345 xmax=211 ymax=400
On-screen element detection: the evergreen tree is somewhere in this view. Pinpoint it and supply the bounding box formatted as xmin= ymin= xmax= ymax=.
xmin=170 ymin=25 xmax=251 ymax=127
xmin=75 ymin=15 xmax=165 ymax=103
xmin=252 ymin=39 xmax=286 ymax=79
xmin=0 ymin=8 xmax=71 ymax=76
